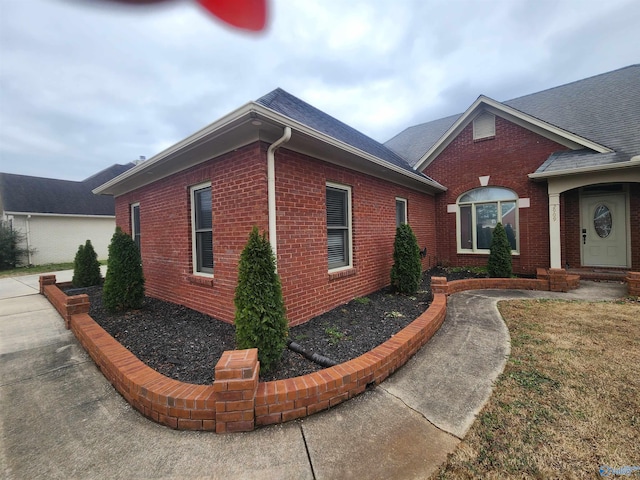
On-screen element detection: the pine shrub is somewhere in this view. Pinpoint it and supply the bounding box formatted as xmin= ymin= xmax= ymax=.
xmin=487 ymin=222 xmax=513 ymax=278
xmin=390 ymin=223 xmax=422 ymax=295
xmin=234 ymin=227 xmax=288 ymax=374
xmin=72 ymin=240 xmax=102 ymax=287
xmin=103 ymin=227 xmax=145 ymax=312
xmin=0 ymin=220 xmax=31 ymax=270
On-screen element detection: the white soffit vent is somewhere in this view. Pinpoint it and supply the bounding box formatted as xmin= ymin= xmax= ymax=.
xmin=473 ymin=112 xmax=495 ymax=140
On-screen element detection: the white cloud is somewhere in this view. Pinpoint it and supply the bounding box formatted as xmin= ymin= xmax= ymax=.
xmin=1 ymin=0 xmax=639 ymax=180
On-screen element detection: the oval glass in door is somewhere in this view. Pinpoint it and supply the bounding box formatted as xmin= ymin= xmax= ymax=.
xmin=593 ymin=204 xmax=612 ymax=238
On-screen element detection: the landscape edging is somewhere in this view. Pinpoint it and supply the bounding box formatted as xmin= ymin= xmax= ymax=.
xmin=40 ymin=275 xmax=450 ymax=432
xmin=42 ymin=270 xmax=616 ymax=432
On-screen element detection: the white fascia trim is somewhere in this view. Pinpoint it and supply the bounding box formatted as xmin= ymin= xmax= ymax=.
xmin=93 ymin=102 xmax=259 ymax=195
xmin=94 ymin=101 xmax=446 ymax=196
xmin=528 ymin=157 xmax=640 ymax=179
xmin=251 ymin=104 xmax=447 ymax=192
xmin=3 ymin=211 xmax=115 ymax=219
xmin=414 ymin=95 xmax=613 ymax=172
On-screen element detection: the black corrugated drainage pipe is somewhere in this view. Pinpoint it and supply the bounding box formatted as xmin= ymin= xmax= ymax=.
xmin=287 ymin=340 xmax=338 ymax=368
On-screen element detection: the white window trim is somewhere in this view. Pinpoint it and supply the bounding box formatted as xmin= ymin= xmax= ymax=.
xmin=190 ymin=182 xmax=213 ymax=277
xmin=456 ymin=189 xmax=520 ymax=255
xmin=395 ymin=197 xmax=408 ymax=227
xmin=130 ymin=202 xmax=140 ymax=250
xmin=326 ymin=182 xmax=353 ymax=273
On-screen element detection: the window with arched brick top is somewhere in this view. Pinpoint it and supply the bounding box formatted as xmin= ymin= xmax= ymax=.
xmin=457 ymin=187 xmax=518 ymax=253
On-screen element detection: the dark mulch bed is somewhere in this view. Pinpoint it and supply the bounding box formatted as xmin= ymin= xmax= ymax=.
xmin=73 ymin=267 xmax=487 ymax=384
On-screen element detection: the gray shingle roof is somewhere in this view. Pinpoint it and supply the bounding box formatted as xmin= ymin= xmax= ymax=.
xmin=385 ymin=65 xmax=640 ymax=173
xmin=0 ymin=163 xmax=134 ymax=216
xmin=256 ymin=88 xmax=436 ymax=180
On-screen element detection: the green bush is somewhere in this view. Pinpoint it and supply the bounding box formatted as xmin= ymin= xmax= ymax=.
xmin=72 ymin=240 xmax=102 ymax=287
xmin=390 ymin=223 xmax=422 ymax=295
xmin=234 ymin=227 xmax=288 ymax=374
xmin=0 ymin=220 xmax=31 ymax=270
xmin=487 ymin=222 xmax=513 ymax=278
xmin=102 ymin=227 xmax=145 ymax=312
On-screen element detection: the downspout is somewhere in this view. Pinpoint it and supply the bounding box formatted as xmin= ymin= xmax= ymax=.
xmin=267 ymin=126 xmax=292 ymax=269
xmin=25 ymin=215 xmax=32 ymax=265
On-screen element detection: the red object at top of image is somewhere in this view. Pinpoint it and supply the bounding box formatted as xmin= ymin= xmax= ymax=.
xmin=98 ymin=0 xmax=267 ymax=31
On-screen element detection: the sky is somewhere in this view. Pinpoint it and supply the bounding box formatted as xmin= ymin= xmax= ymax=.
xmin=1 ymin=0 xmax=639 ymax=181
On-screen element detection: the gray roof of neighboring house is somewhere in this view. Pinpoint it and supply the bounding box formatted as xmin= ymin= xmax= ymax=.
xmin=0 ymin=163 xmax=135 ymax=216
xmin=385 ymin=65 xmax=640 ymax=173
xmin=256 ymin=88 xmax=437 ymax=181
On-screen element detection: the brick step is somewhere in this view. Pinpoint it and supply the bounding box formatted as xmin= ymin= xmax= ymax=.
xmin=566 ymin=269 xmax=629 ymax=282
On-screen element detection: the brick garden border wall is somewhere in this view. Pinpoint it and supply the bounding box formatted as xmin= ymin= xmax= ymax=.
xmin=40 ymin=269 xmax=635 ymax=433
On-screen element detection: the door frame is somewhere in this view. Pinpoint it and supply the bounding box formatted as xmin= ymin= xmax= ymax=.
xmin=579 ymin=184 xmax=631 ymax=268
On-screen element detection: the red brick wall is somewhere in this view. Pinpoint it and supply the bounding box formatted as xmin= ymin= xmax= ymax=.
xmin=114 ymin=142 xmax=437 ymax=326
xmin=274 ymin=149 xmax=436 ymax=326
xmin=563 ymin=189 xmax=581 ymax=268
xmin=116 ymin=143 xmax=269 ymax=323
xmin=422 ymin=116 xmax=569 ymax=275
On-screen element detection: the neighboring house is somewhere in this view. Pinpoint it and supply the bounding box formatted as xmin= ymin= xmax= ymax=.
xmin=95 ymin=65 xmax=639 ymax=326
xmin=0 ymin=163 xmax=135 ymax=265
xmin=386 ymin=64 xmax=639 ymax=275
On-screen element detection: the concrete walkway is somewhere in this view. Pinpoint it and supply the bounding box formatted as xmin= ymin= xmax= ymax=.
xmin=0 ymin=271 xmax=627 ymax=479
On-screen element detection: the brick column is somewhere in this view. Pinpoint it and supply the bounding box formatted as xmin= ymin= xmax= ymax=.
xmin=626 ymin=272 xmax=640 ymax=297
xmin=213 ymin=349 xmax=259 ymax=433
xmin=431 ymin=276 xmax=448 ymax=295
xmin=549 ymin=268 xmax=569 ymax=292
xmin=39 ymin=275 xmax=57 ymax=294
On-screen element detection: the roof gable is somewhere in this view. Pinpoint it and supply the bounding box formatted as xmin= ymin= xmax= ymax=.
xmin=387 ymin=65 xmax=640 ymax=175
xmin=97 ymin=89 xmax=445 ymax=196
xmin=412 ymin=95 xmax=613 ymax=172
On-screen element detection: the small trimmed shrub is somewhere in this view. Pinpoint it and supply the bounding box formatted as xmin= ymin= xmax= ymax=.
xmin=72 ymin=240 xmax=102 ymax=287
xmin=487 ymin=222 xmax=513 ymax=278
xmin=390 ymin=223 xmax=422 ymax=295
xmin=0 ymin=220 xmax=31 ymax=270
xmin=234 ymin=227 xmax=288 ymax=374
xmin=102 ymin=227 xmax=145 ymax=312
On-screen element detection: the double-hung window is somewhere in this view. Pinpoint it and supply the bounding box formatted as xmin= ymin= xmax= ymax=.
xmin=458 ymin=187 xmax=518 ymax=253
xmin=326 ymin=183 xmax=352 ymax=271
xmin=131 ymin=203 xmax=141 ymax=252
xmin=396 ymin=198 xmax=407 ymax=227
xmin=191 ymin=183 xmax=213 ymax=275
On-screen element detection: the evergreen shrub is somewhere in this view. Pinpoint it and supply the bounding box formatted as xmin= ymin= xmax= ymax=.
xmin=234 ymin=227 xmax=288 ymax=374
xmin=102 ymin=227 xmax=145 ymax=312
xmin=0 ymin=221 xmax=31 ymax=270
xmin=487 ymin=222 xmax=513 ymax=278
xmin=72 ymin=239 xmax=102 ymax=287
xmin=390 ymin=223 xmax=422 ymax=295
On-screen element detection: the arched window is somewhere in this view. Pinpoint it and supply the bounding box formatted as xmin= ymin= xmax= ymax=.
xmin=457 ymin=187 xmax=518 ymax=253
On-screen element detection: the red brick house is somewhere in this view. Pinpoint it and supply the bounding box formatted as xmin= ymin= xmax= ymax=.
xmin=94 ymin=89 xmax=445 ymax=326
xmin=388 ymin=64 xmax=639 ymax=277
xmin=95 ymin=65 xmax=639 ymax=325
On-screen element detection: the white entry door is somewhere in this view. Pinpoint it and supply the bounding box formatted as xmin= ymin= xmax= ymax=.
xmin=581 ymin=193 xmax=628 ymax=267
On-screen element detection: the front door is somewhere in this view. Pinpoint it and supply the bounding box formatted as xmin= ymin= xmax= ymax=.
xmin=580 ymin=193 xmax=628 ymax=267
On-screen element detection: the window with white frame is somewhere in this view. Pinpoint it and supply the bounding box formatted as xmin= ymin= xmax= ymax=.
xmin=131 ymin=203 xmax=141 ymax=252
xmin=326 ymin=183 xmax=352 ymax=271
xmin=191 ymin=183 xmax=213 ymax=274
xmin=457 ymin=187 xmax=518 ymax=253
xmin=395 ymin=197 xmax=407 ymax=227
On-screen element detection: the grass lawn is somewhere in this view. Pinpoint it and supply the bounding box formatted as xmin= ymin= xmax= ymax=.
xmin=0 ymin=261 xmax=106 ymax=279
xmin=433 ymin=298 xmax=639 ymax=479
